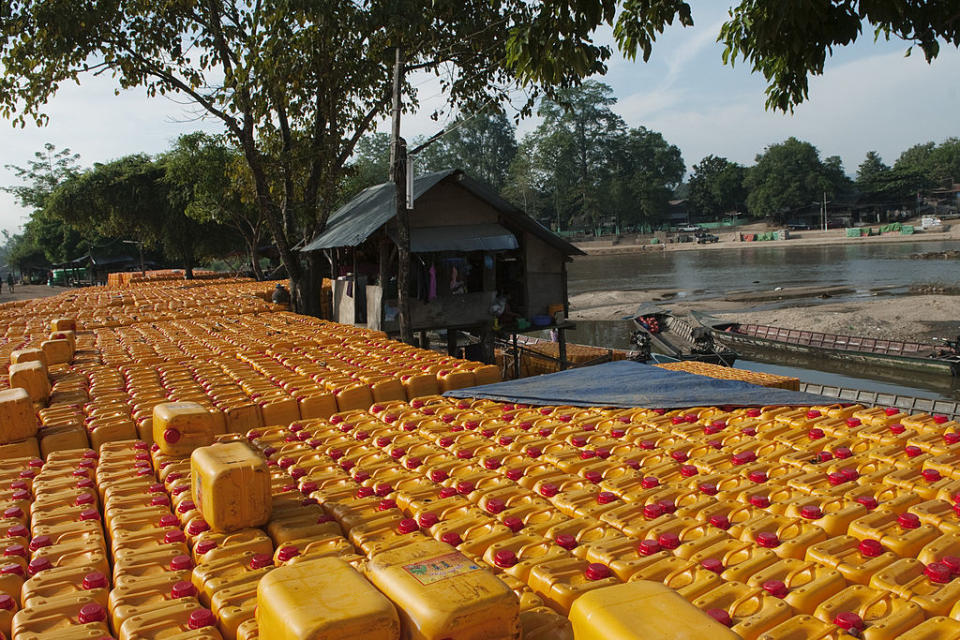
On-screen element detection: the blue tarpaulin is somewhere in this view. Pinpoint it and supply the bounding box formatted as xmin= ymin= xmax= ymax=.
xmin=443 ymin=360 xmax=833 ymax=408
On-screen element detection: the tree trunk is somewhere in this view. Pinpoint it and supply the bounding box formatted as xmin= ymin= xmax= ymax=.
xmin=390 ymin=46 xmax=413 ymax=344
xmin=248 ymin=241 xmax=264 ymax=281
xmin=184 ymin=251 xmax=195 ymax=280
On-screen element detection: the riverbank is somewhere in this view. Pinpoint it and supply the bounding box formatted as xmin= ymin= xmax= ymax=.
xmin=570 ymin=286 xmax=960 ymax=343
xmin=575 ymin=223 xmax=960 ymax=255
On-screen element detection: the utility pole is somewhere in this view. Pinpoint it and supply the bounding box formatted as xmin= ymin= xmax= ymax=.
xmin=390 ymin=46 xmax=413 ymax=344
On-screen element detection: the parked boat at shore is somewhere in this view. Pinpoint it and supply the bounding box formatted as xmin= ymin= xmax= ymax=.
xmin=692 ymin=310 xmax=960 ymax=377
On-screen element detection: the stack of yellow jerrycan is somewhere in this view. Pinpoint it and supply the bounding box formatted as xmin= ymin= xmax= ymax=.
xmin=7 ymin=276 xmax=960 ymax=638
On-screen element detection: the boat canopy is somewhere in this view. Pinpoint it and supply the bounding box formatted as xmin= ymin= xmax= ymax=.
xmin=443 ymin=360 xmax=833 ymax=409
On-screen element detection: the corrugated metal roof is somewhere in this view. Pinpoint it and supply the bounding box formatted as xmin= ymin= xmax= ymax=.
xmin=301 ymin=170 xmax=454 ymax=252
xmin=300 ymin=169 xmax=584 ymax=256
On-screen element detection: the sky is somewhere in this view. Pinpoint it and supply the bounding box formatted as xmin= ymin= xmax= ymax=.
xmin=1 ymin=2 xmax=958 ymax=237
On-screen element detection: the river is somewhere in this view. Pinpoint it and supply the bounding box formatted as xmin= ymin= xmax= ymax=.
xmin=558 ymin=239 xmax=960 ymax=402
xmin=568 ymin=239 xmax=960 ymax=302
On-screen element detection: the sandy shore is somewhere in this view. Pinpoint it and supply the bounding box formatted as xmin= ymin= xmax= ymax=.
xmin=575 ymin=223 xmax=960 ymax=255
xmin=0 ymin=284 xmax=71 ymax=304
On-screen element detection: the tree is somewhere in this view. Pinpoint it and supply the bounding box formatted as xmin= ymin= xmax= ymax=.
xmin=528 ymin=81 xmax=626 ymax=231
xmin=415 ymin=111 xmax=518 ymax=190
xmin=896 ymin=139 xmax=960 ymax=189
xmin=744 ymin=137 xmax=847 ymax=221
xmin=1 ymin=1 xmax=549 ymax=315
xmin=688 ymin=155 xmax=747 ymax=220
xmin=608 ymin=127 xmax=685 ymax=230
xmin=505 ymin=1 xmax=960 ymax=111
xmin=45 ymin=155 xmax=237 ymax=278
xmin=164 ymin=133 xmax=266 ymax=279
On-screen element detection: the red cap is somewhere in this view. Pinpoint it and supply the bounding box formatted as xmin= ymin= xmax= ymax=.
xmin=710 ymin=514 xmax=731 ymax=530
xmin=884 ymin=407 xmax=900 ymax=416
xmin=641 ymin=476 xmax=660 ymax=489
xmin=755 ymin=532 xmax=780 ymax=548
xmin=806 ymin=410 xmax=822 ymax=419
xmin=483 ymin=458 xmax=501 ymax=470
xmin=150 ymin=494 xmax=171 ymax=507
xmin=429 ymin=470 xmax=448 ymax=483
xmin=277 ymin=546 xmax=300 ymax=562
xmin=679 ymin=465 xmax=698 ymax=478
xmin=762 ymin=579 xmax=788 ymax=598
xmin=643 ymin=504 xmax=664 ymax=520
xmin=505 ymin=468 xmax=524 ymax=481
xmin=922 ymin=469 xmax=942 ymax=483
xmin=889 ymin=423 xmax=905 ymax=434
xmin=671 ymin=450 xmax=688 ymax=463
xmin=28 ymin=557 xmax=52 ymax=575
xmin=701 ymin=558 xmax=724 ymax=574
xmin=538 ymin=483 xmax=558 ymax=498
xmin=374 ymin=484 xmax=392 ymax=498
xmin=597 ymin=491 xmax=617 ymax=505
xmin=833 ymin=612 xmax=864 ymax=631
xmin=355 ymin=486 xmax=374 ymax=499
xmin=7 ymin=524 xmax=28 ymax=538
xmin=438 ymin=487 xmax=457 ymax=499
xmin=249 ymin=553 xmax=273 ymax=570
xmin=827 ymin=472 xmax=846 ymax=486
xmin=800 ymin=505 xmax=823 ymax=520
xmin=494 ymin=549 xmax=518 ymax=568
xmin=749 ymin=495 xmax=770 ymax=509
xmin=456 ymin=481 xmax=474 ymax=496
xmin=731 ymin=451 xmax=756 ymax=466
xmin=503 ymin=516 xmax=524 ymax=533
xmin=0 ymin=564 xmax=23 ymax=577
xmin=699 ymin=483 xmax=718 ymax=496
xmin=707 ymin=609 xmax=732 ymax=627
xmin=171 ymin=580 xmax=197 ymax=598
xmin=579 ymin=450 xmax=596 ymax=460
xmin=499 ymin=436 xmax=514 ymax=446
xmin=925 ymin=562 xmax=952 ymax=584
xmin=658 ymin=532 xmax=681 ymax=550
xmin=440 ymin=531 xmax=462 ymax=546
xmin=0 ymin=594 xmax=13 ymax=610
xmin=858 ymin=539 xmax=884 ymax=557
xmin=945 ymin=432 xmax=960 ymax=445
xmin=834 ymin=447 xmax=853 ymax=459
xmin=2 ymin=544 xmax=25 ymax=559
xmin=555 ymin=534 xmax=578 ymax=550
xmin=188 ymin=609 xmax=216 ymax=630
xmin=78 ymin=603 xmax=107 ymax=624
xmin=934 ymin=415 xmax=949 ymax=424
xmin=748 ymin=471 xmax=767 ymax=484
xmin=186 ymin=520 xmax=210 ymax=536
xmin=941 ymin=556 xmax=960 ymax=575
xmin=525 ymin=447 xmax=541 ymax=458
xmin=637 ymin=539 xmax=661 ymax=556
xmin=195 ymin=540 xmax=217 ymax=555
xmin=82 ymin=572 xmax=107 ymax=591
xmin=396 ymin=519 xmax=419 ymax=535
xmin=2 ymin=506 xmax=22 ymax=520
xmin=898 ymin=512 xmax=921 ymax=530
xmin=639 ymin=440 xmax=657 ymax=450
xmin=376 ymin=499 xmax=397 ymax=512
xmin=584 ymin=470 xmax=603 ymax=484
xmin=163 ymin=428 xmax=181 ymax=443
xmin=485 ymin=498 xmax=506 ymax=515
xmin=164 ymin=530 xmax=187 ymax=544
xmin=905 ymin=445 xmax=923 ymax=458
xmin=571 ymin=435 xmax=587 ymax=447
xmin=584 ymin=563 xmax=611 ymax=580
xmin=29 ymin=535 xmax=52 ymax=552
xmin=847 ymin=418 xmax=861 ymax=428
xmin=418 ymin=513 xmax=439 ymax=528
xmin=170 ymin=555 xmax=194 ymax=571
xmin=808 ymin=428 xmax=825 ymax=440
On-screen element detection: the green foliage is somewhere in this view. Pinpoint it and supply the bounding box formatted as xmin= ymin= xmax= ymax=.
xmin=744 ymin=137 xmax=849 ymax=221
xmin=504 ymin=0 xmax=960 ymax=111
xmin=415 ymin=110 xmax=519 ymax=191
xmin=687 ymin=155 xmax=747 ymax=219
xmin=606 ymin=127 xmax=685 ymax=229
xmin=0 ymin=0 xmax=549 ymax=309
xmin=895 ymin=139 xmax=960 ymax=189
xmin=857 ymin=150 xmax=928 ymax=211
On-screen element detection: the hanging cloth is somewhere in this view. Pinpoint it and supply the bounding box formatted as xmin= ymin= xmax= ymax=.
xmin=428 ymin=264 xmax=438 ymax=301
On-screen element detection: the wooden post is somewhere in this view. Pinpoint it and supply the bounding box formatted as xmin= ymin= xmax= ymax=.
xmin=390 ymin=46 xmax=413 ymax=344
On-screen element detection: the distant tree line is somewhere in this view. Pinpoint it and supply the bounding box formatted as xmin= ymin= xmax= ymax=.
xmin=4 ymin=80 xmax=958 ymax=277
